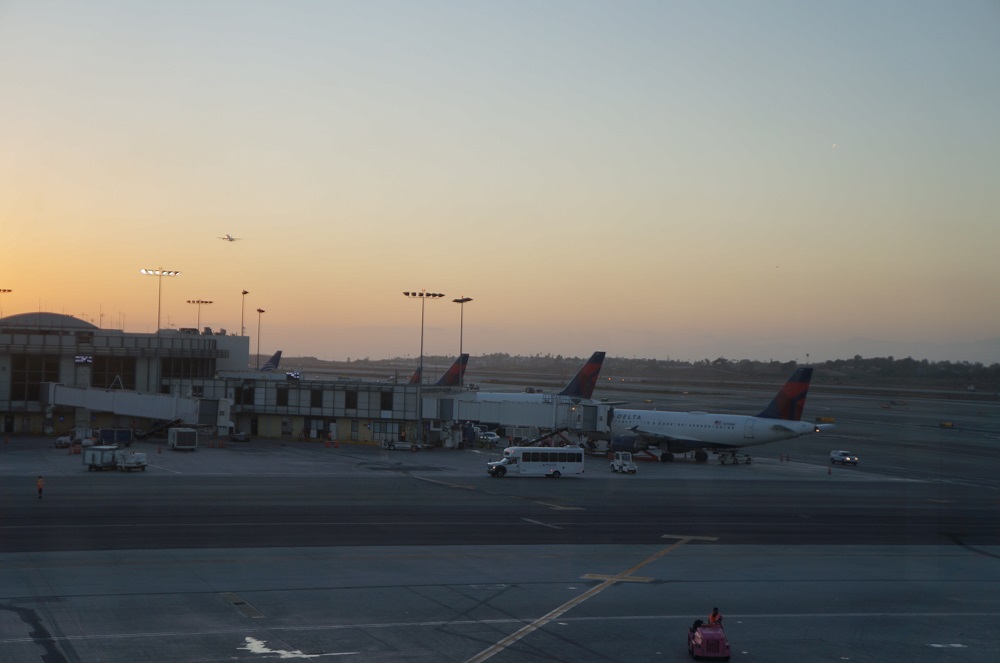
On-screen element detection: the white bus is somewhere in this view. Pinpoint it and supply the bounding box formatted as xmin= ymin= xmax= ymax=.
xmin=486 ymin=446 xmax=586 ymax=478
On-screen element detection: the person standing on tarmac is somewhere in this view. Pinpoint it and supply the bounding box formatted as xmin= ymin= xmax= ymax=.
xmin=37 ymin=475 xmax=44 ymax=499
xmin=708 ymin=607 xmax=723 ymax=627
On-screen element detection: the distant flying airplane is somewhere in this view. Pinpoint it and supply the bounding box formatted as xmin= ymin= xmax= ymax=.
xmin=218 ymin=234 xmax=242 ymax=242
xmin=408 ymin=354 xmax=470 ymax=387
xmin=609 ymin=367 xmax=828 ymax=463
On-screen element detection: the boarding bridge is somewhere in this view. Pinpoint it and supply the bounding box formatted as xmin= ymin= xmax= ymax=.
xmin=41 ymin=383 xmax=210 ymax=426
xmin=435 ymin=395 xmax=608 ymax=435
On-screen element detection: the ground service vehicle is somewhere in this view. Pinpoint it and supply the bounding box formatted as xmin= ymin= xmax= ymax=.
xmin=487 ymin=446 xmax=585 ymax=478
xmin=168 ymin=427 xmax=198 ymax=451
xmin=687 ymin=621 xmax=731 ymax=661
xmin=115 ymin=450 xmax=147 ymax=471
xmin=830 ymin=450 xmax=859 ymax=465
xmin=56 ymin=426 xmax=95 ymax=448
xmin=82 ymin=444 xmax=148 ymax=471
xmin=479 ymin=431 xmax=501 ymax=447
xmin=610 ymin=451 xmax=637 ymax=473
xmin=83 ymin=445 xmax=119 ymax=471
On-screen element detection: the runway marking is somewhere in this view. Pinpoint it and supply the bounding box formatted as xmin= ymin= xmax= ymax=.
xmin=464 ymin=534 xmax=711 ymax=663
xmin=535 ymin=502 xmax=583 ymax=511
xmin=522 ymin=518 xmax=561 ymax=530
xmin=239 ymin=636 xmax=356 ymax=658
xmin=146 ymin=464 xmax=182 ymax=474
xmin=4 ymin=614 xmax=1000 ymax=649
xmin=413 ymin=476 xmax=584 ymax=510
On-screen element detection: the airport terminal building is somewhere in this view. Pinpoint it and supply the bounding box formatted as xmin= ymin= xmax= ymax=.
xmin=0 ymin=313 xmax=599 ymax=445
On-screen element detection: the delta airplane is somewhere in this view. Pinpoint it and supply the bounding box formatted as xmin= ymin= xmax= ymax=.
xmin=260 ymin=350 xmax=282 ymax=372
xmin=609 ymin=367 xmax=826 ymax=463
xmin=467 ymin=351 xmax=606 ymax=404
xmin=218 ymin=234 xmax=242 ymax=242
xmin=408 ymin=354 xmax=469 ymax=387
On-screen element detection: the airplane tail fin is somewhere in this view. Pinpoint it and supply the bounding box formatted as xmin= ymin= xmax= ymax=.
xmin=755 ymin=367 xmax=813 ymax=420
xmin=435 ymin=354 xmax=469 ymax=387
xmin=557 ymin=351 xmax=606 ymax=399
xmin=408 ymin=366 xmax=423 ymax=385
xmin=260 ymin=351 xmax=282 ymax=372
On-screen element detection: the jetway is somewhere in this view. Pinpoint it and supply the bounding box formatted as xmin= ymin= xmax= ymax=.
xmin=42 ymin=383 xmax=202 ymax=424
xmin=437 ymin=394 xmax=609 ymax=435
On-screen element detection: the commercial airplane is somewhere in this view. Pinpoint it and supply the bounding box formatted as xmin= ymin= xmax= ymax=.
xmin=609 ymin=367 xmax=826 ymax=463
xmin=467 ymin=351 xmax=606 ymax=404
xmin=260 ymin=350 xmax=282 ymax=372
xmin=218 ymin=234 xmax=242 ymax=242
xmin=408 ymin=354 xmax=469 ymax=387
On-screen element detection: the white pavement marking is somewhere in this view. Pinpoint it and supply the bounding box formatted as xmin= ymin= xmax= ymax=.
xmin=522 ymin=518 xmax=561 ymax=530
xmin=464 ymin=534 xmax=711 ymax=663
xmin=239 ymin=636 xmax=357 ymax=658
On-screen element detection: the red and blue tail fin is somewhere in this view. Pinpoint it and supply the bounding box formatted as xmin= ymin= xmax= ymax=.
xmin=407 ymin=366 xmax=422 ymax=385
xmin=755 ymin=367 xmax=813 ymax=420
xmin=558 ymin=351 xmax=606 ymax=399
xmin=435 ymin=354 xmax=469 ymax=387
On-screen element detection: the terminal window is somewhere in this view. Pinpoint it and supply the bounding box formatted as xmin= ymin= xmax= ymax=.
xmin=10 ymin=355 xmax=59 ymax=401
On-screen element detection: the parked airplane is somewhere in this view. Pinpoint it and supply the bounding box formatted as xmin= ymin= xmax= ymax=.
xmin=408 ymin=354 xmax=470 ymax=387
xmin=218 ymin=234 xmax=242 ymax=242
xmin=467 ymin=351 xmax=606 ymax=404
xmin=260 ymin=350 xmax=282 ymax=372
xmin=609 ymin=367 xmax=825 ymax=463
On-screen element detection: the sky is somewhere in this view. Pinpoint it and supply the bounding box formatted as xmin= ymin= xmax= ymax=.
xmin=2 ymin=1 xmax=998 ymax=364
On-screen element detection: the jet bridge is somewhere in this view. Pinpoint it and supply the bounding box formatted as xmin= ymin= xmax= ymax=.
xmin=42 ymin=383 xmax=201 ymax=424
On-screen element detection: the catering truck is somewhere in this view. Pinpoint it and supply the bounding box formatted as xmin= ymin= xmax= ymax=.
xmin=168 ymin=427 xmax=198 ymax=451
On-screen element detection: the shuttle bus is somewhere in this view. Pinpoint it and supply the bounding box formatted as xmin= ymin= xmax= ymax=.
xmin=487 ymin=446 xmax=585 ymax=478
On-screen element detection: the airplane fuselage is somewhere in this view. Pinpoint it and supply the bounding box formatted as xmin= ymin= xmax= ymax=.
xmin=609 ymin=409 xmax=818 ymax=452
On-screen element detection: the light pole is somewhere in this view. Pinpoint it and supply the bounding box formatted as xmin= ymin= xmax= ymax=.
xmin=403 ymin=290 xmax=445 ymax=445
xmin=0 ymin=288 xmax=11 ymax=318
xmin=452 ymin=296 xmax=473 ymax=386
xmin=139 ymin=268 xmax=181 ymax=331
xmin=255 ymin=308 xmax=265 ymax=370
xmin=186 ymin=299 xmax=213 ymax=330
xmin=241 ymin=290 xmax=249 ymax=336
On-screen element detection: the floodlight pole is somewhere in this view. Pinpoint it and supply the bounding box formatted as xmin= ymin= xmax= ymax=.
xmin=403 ymin=290 xmax=445 ymax=445
xmin=187 ymin=299 xmax=213 ymax=330
xmin=140 ymin=268 xmax=181 ymax=331
xmin=255 ymin=308 xmax=265 ymax=370
xmin=452 ymin=296 xmax=473 ymax=386
xmin=241 ymin=290 xmax=249 ymax=336
xmin=0 ymin=288 xmax=11 ymax=318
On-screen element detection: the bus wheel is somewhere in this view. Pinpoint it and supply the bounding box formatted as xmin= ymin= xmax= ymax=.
xmin=552 ymin=471 xmax=561 ymax=478
xmin=495 ymin=467 xmax=506 ymax=478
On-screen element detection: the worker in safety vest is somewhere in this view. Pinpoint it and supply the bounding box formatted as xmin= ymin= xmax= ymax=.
xmin=708 ymin=607 xmax=723 ymax=626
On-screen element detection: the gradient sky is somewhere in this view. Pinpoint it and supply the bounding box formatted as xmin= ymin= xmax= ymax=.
xmin=2 ymin=1 xmax=998 ymax=364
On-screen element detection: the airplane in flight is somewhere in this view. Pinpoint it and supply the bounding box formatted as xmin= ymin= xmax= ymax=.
xmin=408 ymin=354 xmax=469 ymax=387
xmin=608 ymin=367 xmax=827 ymax=463
xmin=465 ymin=351 xmax=606 ymax=404
xmin=218 ymin=234 xmax=242 ymax=242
